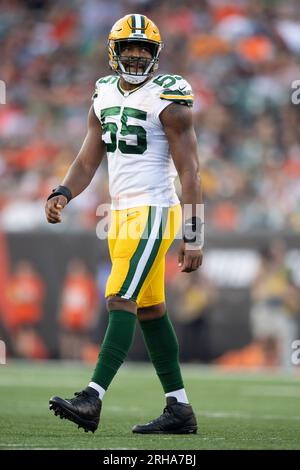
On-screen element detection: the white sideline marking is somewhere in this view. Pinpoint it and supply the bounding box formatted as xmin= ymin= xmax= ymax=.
xmin=1 ymin=372 xmax=299 ymax=387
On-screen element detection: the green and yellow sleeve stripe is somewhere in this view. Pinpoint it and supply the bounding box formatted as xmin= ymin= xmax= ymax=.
xmin=159 ymin=89 xmax=194 ymax=107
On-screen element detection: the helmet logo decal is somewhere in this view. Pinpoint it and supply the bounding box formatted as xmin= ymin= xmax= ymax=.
xmin=131 ymin=14 xmax=145 ymax=34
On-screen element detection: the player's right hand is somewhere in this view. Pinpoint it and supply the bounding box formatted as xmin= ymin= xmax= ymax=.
xmin=45 ymin=195 xmax=68 ymax=224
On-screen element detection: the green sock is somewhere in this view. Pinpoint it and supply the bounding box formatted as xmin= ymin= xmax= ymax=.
xmin=91 ymin=310 xmax=136 ymax=390
xmin=139 ymin=312 xmax=184 ymax=393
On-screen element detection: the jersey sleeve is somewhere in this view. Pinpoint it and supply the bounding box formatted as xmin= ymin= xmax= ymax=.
xmin=92 ymin=89 xmax=98 ymax=100
xmin=92 ymin=75 xmax=118 ymax=101
xmin=92 ymin=78 xmax=101 ymax=101
xmin=159 ymin=75 xmax=194 ymax=108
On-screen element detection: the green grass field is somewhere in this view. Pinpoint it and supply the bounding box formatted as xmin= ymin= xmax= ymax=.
xmin=0 ymin=361 xmax=299 ymax=450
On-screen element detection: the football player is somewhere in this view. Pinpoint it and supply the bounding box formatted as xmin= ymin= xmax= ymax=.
xmin=46 ymin=14 xmax=203 ymax=434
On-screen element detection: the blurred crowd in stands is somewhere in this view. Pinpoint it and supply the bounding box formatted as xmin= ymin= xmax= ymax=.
xmin=1 ymin=239 xmax=299 ymax=368
xmin=1 ymin=0 xmax=300 ymax=232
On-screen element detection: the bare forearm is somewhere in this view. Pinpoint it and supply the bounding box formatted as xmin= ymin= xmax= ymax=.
xmin=160 ymin=103 xmax=202 ymax=214
xmin=45 ymin=105 xmax=104 ymax=224
xmin=62 ymin=155 xmax=98 ymax=198
xmin=161 ymin=102 xmax=203 ymax=271
xmin=180 ymin=169 xmax=202 ymax=214
xmin=60 ymin=106 xmax=105 ymax=199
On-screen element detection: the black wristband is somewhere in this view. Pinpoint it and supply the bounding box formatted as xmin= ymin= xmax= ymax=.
xmin=47 ymin=185 xmax=73 ymax=203
xmin=183 ymin=216 xmax=204 ymax=246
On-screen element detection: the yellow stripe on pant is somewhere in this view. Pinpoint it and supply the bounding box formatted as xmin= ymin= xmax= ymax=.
xmin=105 ymin=204 xmax=182 ymax=307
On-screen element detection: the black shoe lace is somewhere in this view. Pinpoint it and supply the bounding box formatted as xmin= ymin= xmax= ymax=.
xmin=150 ymin=406 xmax=172 ymax=425
xmin=74 ymin=390 xmax=89 ymax=399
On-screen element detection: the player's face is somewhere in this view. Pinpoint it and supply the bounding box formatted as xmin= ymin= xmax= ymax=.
xmin=119 ymin=42 xmax=153 ymax=74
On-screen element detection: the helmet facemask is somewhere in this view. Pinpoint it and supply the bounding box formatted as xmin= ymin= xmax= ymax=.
xmin=109 ymin=39 xmax=162 ymax=85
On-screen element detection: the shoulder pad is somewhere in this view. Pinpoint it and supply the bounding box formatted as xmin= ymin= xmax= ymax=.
xmin=92 ymin=75 xmax=118 ymax=100
xmin=153 ymin=74 xmax=194 ymax=107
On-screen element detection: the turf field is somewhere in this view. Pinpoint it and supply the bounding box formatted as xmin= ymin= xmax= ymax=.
xmin=0 ymin=361 xmax=299 ymax=450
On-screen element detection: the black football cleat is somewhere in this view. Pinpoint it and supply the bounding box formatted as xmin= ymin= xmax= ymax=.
xmin=49 ymin=386 xmax=101 ymax=433
xmin=132 ymin=397 xmax=198 ymax=434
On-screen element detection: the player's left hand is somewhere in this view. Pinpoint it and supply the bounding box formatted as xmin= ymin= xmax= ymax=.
xmin=178 ymin=240 xmax=203 ymax=273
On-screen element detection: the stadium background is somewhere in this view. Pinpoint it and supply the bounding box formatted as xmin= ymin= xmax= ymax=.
xmin=1 ymin=0 xmax=300 ymax=369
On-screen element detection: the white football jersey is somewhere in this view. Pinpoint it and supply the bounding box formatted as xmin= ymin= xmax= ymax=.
xmin=92 ymin=74 xmax=193 ymax=209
